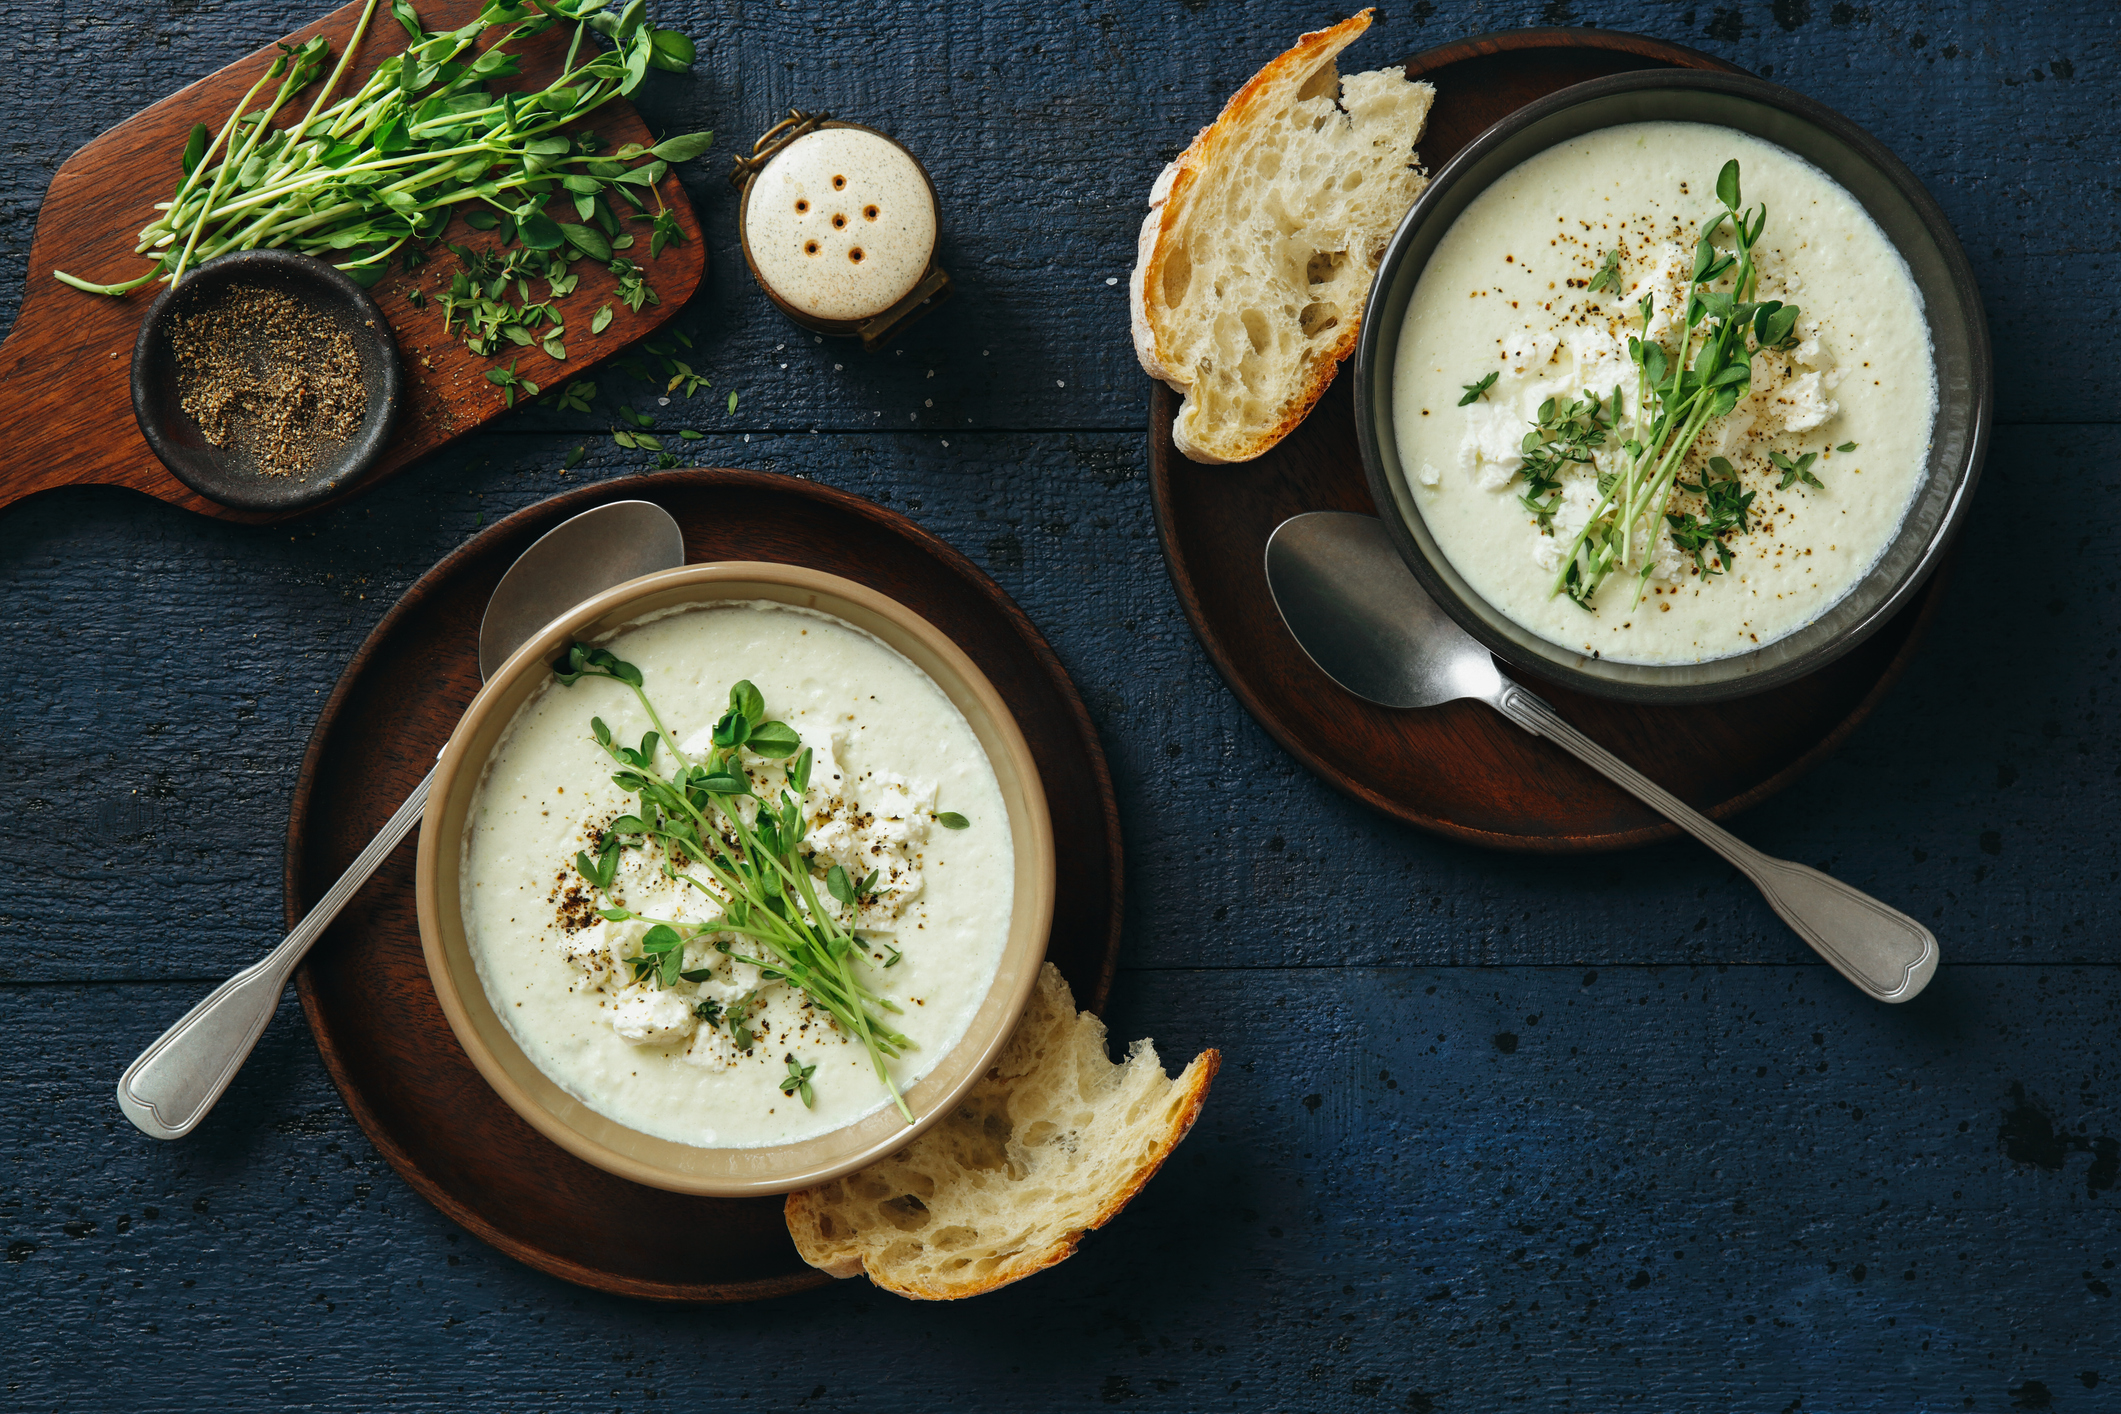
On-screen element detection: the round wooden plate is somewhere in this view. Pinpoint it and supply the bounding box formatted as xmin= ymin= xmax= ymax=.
xmin=287 ymin=470 xmax=1124 ymax=1302
xmin=1148 ymin=27 xmax=1950 ymax=852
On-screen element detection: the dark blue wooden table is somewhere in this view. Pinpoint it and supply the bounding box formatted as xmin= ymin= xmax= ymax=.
xmin=5 ymin=2 xmax=2117 ymax=1409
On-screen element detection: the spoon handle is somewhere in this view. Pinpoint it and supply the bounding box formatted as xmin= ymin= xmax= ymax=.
xmin=1491 ymin=682 xmax=1937 ymax=1003
xmin=115 ymin=768 xmax=435 ymax=1139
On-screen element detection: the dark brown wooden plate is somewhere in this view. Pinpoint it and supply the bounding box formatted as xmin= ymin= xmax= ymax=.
xmin=1149 ymin=28 xmax=1949 ymax=853
xmin=287 ymin=470 xmax=1123 ymax=1302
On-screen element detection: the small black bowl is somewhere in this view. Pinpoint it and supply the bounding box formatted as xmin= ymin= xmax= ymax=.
xmin=131 ymin=249 xmax=402 ymax=513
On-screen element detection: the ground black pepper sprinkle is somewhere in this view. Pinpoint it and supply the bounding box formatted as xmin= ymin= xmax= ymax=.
xmin=169 ymin=283 xmax=367 ymax=478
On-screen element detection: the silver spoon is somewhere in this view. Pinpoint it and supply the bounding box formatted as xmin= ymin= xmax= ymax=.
xmin=116 ymin=499 xmax=688 ymax=1139
xmin=1264 ymin=511 xmax=1938 ymax=1003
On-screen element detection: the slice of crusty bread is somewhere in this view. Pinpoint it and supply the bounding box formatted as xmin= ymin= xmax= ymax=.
xmin=1131 ymin=9 xmax=1434 ymax=464
xmin=784 ymin=963 xmax=1219 ymax=1299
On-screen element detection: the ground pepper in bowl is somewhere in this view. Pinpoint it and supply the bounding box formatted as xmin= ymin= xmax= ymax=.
xmin=167 ymin=283 xmax=368 ymax=478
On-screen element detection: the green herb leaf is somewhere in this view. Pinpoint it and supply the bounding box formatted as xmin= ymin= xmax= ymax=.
xmin=1836 ymin=441 xmax=1858 ymax=453
xmin=1458 ymin=370 xmax=1498 ymax=406
xmin=1716 ymin=159 xmax=1741 ymax=212
xmin=745 ymin=721 xmax=802 ymax=758
xmin=649 ymin=131 xmax=716 ymax=163
xmin=559 ymin=222 xmax=612 ymax=260
xmin=935 ymin=812 xmax=970 ymax=830
xmin=591 ymin=303 xmax=614 ymax=335
xmin=648 ymin=30 xmax=697 ymax=72
xmin=779 ymin=1054 xmax=816 ymax=1108
xmin=1587 ymin=248 xmax=1622 ymax=295
xmin=181 ymin=123 xmax=210 ymax=177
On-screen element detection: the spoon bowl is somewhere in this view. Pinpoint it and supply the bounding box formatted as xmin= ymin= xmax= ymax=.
xmin=1265 ymin=511 xmax=1938 ymax=1003
xmin=1265 ymin=510 xmax=1500 ymax=710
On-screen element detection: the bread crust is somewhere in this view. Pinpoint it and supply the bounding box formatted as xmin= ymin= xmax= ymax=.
xmin=782 ymin=964 xmax=1223 ymax=1301
xmin=786 ymin=1047 xmax=1222 ymax=1301
xmin=1131 ymin=11 xmax=1380 ymax=464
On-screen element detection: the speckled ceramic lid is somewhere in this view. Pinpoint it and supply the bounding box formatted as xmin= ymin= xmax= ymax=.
xmin=742 ymin=127 xmax=937 ymax=323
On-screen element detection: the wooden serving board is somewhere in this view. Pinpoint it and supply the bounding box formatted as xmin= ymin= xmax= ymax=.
xmin=0 ymin=0 xmax=705 ymax=526
xmin=288 ymin=470 xmax=1125 ymax=1302
xmin=1150 ymin=28 xmax=1949 ymax=853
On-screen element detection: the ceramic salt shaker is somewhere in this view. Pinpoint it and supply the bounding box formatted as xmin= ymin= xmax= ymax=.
xmin=732 ymin=112 xmax=952 ymax=350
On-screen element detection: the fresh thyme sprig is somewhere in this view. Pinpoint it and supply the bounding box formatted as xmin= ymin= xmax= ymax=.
xmin=780 ymin=1054 xmax=817 ymax=1109
xmin=1588 ymin=247 xmax=1623 ymax=294
xmin=1771 ymin=450 xmax=1824 ymax=491
xmin=1665 ymin=456 xmax=1756 ymax=576
xmin=555 ymin=645 xmax=918 ymax=1124
xmin=1458 ymin=371 xmax=1498 ymax=406
xmin=1517 ymin=392 xmax=1612 ymax=531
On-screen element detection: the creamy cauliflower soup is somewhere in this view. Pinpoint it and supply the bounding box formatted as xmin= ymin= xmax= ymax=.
xmin=461 ymin=601 xmax=1013 ymax=1149
xmin=1392 ymin=122 xmax=1935 ymax=664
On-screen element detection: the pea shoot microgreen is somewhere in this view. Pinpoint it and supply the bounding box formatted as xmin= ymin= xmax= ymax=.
xmin=59 ymin=1 xmax=709 ymax=308
xmin=1458 ymin=370 xmax=1498 ymax=406
xmin=1536 ymin=159 xmax=1830 ymax=611
xmin=555 ymin=648 xmax=918 ymax=1123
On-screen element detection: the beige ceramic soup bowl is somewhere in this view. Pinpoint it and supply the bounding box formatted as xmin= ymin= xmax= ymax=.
xmin=414 ymin=563 xmax=1056 ymax=1197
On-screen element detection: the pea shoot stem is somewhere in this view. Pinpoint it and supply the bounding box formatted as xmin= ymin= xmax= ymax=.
xmin=557 ymin=645 xmax=917 ymax=1124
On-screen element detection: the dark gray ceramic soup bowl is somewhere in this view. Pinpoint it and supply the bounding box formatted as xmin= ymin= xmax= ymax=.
xmin=1355 ymin=69 xmax=1990 ymax=704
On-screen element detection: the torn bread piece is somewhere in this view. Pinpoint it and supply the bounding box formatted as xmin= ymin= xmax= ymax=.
xmin=784 ymin=963 xmax=1219 ymax=1299
xmin=1131 ymin=9 xmax=1434 ymax=463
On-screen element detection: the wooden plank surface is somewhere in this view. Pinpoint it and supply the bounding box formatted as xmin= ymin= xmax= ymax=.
xmin=8 ymin=967 xmax=2120 ymax=1408
xmin=0 ymin=0 xmax=706 ymax=523
xmin=3 ymin=0 xmax=2118 ymax=1408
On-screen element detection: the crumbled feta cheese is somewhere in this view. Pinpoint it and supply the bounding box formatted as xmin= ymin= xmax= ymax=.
xmin=1571 ymin=327 xmax=1631 ymax=400
xmin=803 ymin=732 xmax=932 ymax=924
xmin=1777 ymin=371 xmax=1838 ymax=433
xmin=684 ymin=1023 xmax=737 ymax=1070
xmin=1462 ymin=398 xmax=1527 ymax=486
xmin=610 ymin=985 xmax=698 ymax=1045
xmin=1416 ymin=461 xmax=1442 ymax=487
xmin=1500 ymin=330 xmax=1559 ymax=376
xmin=1636 ymin=242 xmax=1693 ymax=343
